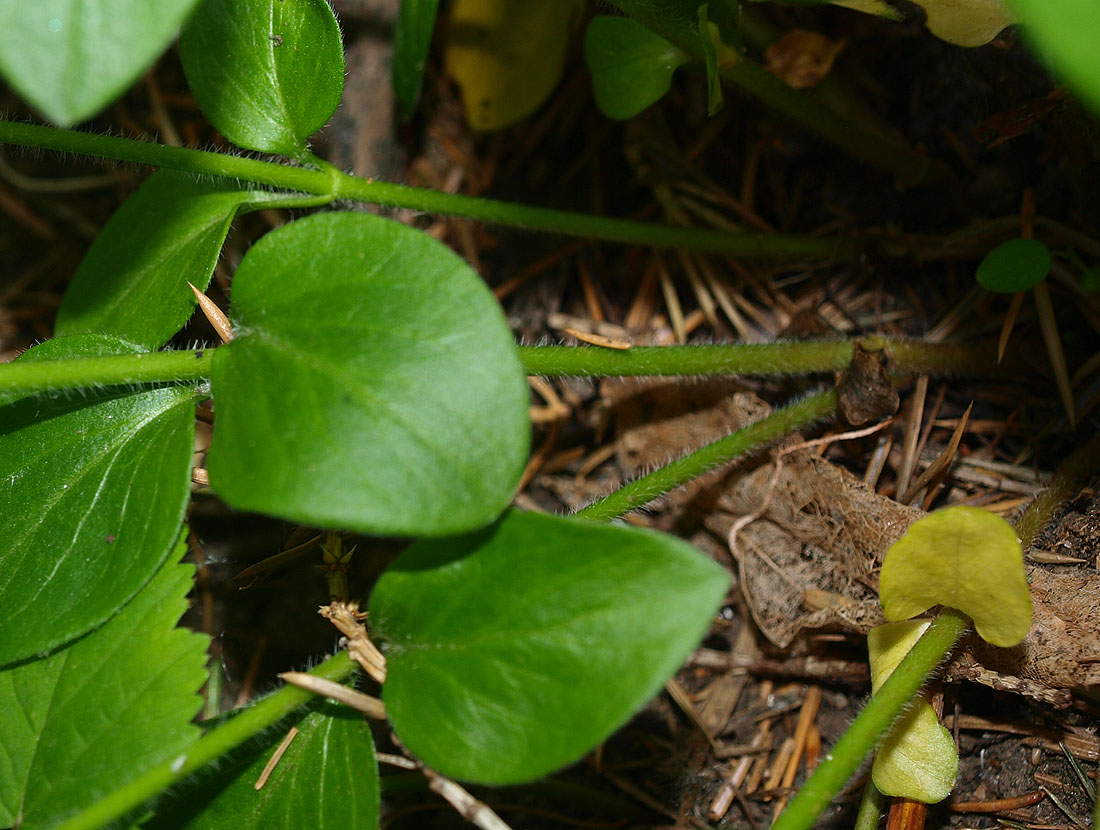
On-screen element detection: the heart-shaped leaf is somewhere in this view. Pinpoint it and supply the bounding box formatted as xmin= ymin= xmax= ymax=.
xmin=180 ymin=0 xmax=345 ymax=156
xmin=585 ymin=16 xmax=689 ymax=120
xmin=0 ymin=538 xmax=208 ymax=829
xmin=206 ymin=211 xmax=529 ymax=537
xmin=394 ymin=0 xmax=441 ymax=120
xmin=0 ymin=334 xmax=196 ymax=665
xmin=146 ymin=702 xmax=378 ymax=830
xmin=976 ymin=238 xmax=1051 ymax=294
xmin=867 ymin=620 xmax=958 ymax=802
xmin=371 ymin=510 xmax=730 ymax=784
xmin=879 ymin=505 xmax=1032 ymax=647
xmin=56 ymin=170 xmax=286 ymax=349
xmin=0 ymin=0 xmax=200 ymax=126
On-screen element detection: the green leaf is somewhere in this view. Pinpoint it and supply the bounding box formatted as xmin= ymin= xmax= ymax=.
xmin=976 ymin=238 xmax=1052 ymax=293
xmin=394 ymin=0 xmax=441 ymax=121
xmin=0 ymin=334 xmax=196 ymax=666
xmin=879 ymin=505 xmax=1033 ymax=647
xmin=206 ymin=211 xmax=529 ymax=537
xmin=147 ymin=702 xmax=378 ymax=830
xmin=56 ymin=171 xmax=286 ymax=349
xmin=0 ymin=537 xmax=208 ymax=829
xmin=697 ymin=5 xmax=723 ymax=116
xmin=1008 ymin=0 xmax=1100 ymax=115
xmin=371 ymin=510 xmax=730 ymax=784
xmin=179 ymin=0 xmax=345 ymax=156
xmin=585 ymin=16 xmax=689 ymax=120
xmin=867 ymin=621 xmax=958 ymax=802
xmin=0 ymin=0 xmax=200 ymax=126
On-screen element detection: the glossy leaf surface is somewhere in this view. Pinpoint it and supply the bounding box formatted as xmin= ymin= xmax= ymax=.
xmin=180 ymin=0 xmax=345 ymax=156
xmin=0 ymin=540 xmax=208 ymax=829
xmin=868 ymin=621 xmax=958 ymax=802
xmin=207 ymin=212 xmax=529 ymax=536
xmin=56 ymin=171 xmax=284 ymax=349
xmin=394 ymin=0 xmax=441 ymax=120
xmin=148 ymin=703 xmax=378 ymax=830
xmin=880 ymin=505 xmax=1032 ymax=647
xmin=585 ymin=16 xmax=688 ymax=120
xmin=444 ymin=0 xmax=584 ymax=130
xmin=372 ymin=510 xmax=730 ymax=784
xmin=0 ymin=335 xmax=196 ymax=666
xmin=976 ymin=238 xmax=1051 ymax=294
xmin=0 ymin=0 xmax=200 ymax=126
xmin=1008 ymin=0 xmax=1100 ymax=114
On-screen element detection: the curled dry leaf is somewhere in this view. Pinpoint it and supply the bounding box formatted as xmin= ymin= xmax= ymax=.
xmin=667 ymin=390 xmax=1100 ymax=706
xmin=765 ymin=30 xmax=846 ymax=90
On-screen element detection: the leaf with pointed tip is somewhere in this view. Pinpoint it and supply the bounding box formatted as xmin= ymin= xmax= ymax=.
xmin=880 ymin=505 xmax=1032 ymax=647
xmin=206 ymin=211 xmax=529 ymax=537
xmin=394 ymin=0 xmax=441 ymax=120
xmin=868 ymin=620 xmax=958 ymax=802
xmin=585 ymin=16 xmax=689 ymax=120
xmin=372 ymin=510 xmax=730 ymax=784
xmin=0 ymin=538 xmax=208 ymax=829
xmin=56 ymin=170 xmax=286 ymax=349
xmin=0 ymin=334 xmax=196 ymax=666
xmin=180 ymin=0 xmax=345 ymax=156
xmin=0 ymin=0 xmax=200 ymax=126
xmin=146 ymin=702 xmax=378 ymax=830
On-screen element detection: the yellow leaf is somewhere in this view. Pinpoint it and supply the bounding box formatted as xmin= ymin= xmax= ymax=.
xmin=880 ymin=505 xmax=1032 ymax=647
xmin=868 ymin=620 xmax=958 ymax=803
xmin=832 ymin=0 xmax=1014 ymax=46
xmin=444 ymin=0 xmax=584 ymax=131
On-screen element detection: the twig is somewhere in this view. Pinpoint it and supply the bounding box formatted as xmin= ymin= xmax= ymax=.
xmin=277 ymin=672 xmax=386 ymax=719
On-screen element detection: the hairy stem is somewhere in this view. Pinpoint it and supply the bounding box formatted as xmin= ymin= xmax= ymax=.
xmin=55 ymin=650 xmax=356 ymax=830
xmin=575 ymin=388 xmax=837 ymax=521
xmin=0 ymin=120 xmax=848 ymax=259
xmin=771 ymin=608 xmax=970 ymax=830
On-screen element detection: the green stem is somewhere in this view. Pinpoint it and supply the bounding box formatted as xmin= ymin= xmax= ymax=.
xmin=519 ymin=340 xmax=1002 ymax=378
xmin=55 ymin=650 xmax=356 ymax=830
xmin=771 ymin=608 xmax=970 ymax=830
xmin=575 ymin=388 xmax=837 ymax=522
xmin=853 ymin=778 xmax=888 ymax=830
xmin=0 ymin=120 xmax=847 ymax=259
xmin=0 ymin=349 xmax=213 ymax=401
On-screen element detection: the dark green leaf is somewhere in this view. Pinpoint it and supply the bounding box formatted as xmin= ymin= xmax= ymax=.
xmin=976 ymin=238 xmax=1051 ymax=293
xmin=147 ymin=702 xmax=378 ymax=830
xmin=697 ymin=5 xmax=723 ymax=116
xmin=0 ymin=334 xmax=196 ymax=665
xmin=206 ymin=212 xmax=529 ymax=537
xmin=56 ymin=171 xmax=286 ymax=349
xmin=0 ymin=538 xmax=208 ymax=829
xmin=372 ymin=510 xmax=730 ymax=784
xmin=1008 ymin=0 xmax=1100 ymax=115
xmin=585 ymin=16 xmax=689 ymax=120
xmin=180 ymin=0 xmax=345 ymax=156
xmin=394 ymin=0 xmax=441 ymax=121
xmin=605 ymin=0 xmax=707 ymax=55
xmin=0 ymin=0 xmax=200 ymax=126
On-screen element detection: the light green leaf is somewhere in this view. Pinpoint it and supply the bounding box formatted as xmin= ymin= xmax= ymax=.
xmin=0 ymin=538 xmax=208 ymax=829
xmin=206 ymin=211 xmax=529 ymax=537
xmin=179 ymin=0 xmax=345 ymax=156
xmin=1008 ymin=0 xmax=1100 ymax=115
xmin=371 ymin=510 xmax=730 ymax=784
xmin=976 ymin=238 xmax=1051 ymax=294
xmin=0 ymin=0 xmax=200 ymax=126
xmin=585 ymin=16 xmax=689 ymax=120
xmin=867 ymin=620 xmax=958 ymax=802
xmin=56 ymin=171 xmax=286 ymax=349
xmin=879 ymin=505 xmax=1033 ymax=647
xmin=394 ymin=0 xmax=441 ymax=120
xmin=0 ymin=334 xmax=196 ymax=666
xmin=698 ymin=6 xmax=723 ymax=117
xmin=146 ymin=702 xmax=378 ymax=830
xmin=444 ymin=0 xmax=585 ymax=130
